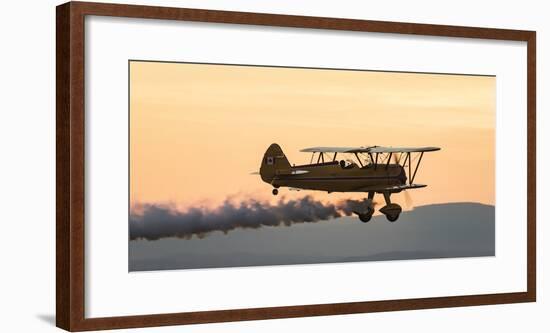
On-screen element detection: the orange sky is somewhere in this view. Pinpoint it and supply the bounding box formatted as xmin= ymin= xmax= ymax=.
xmin=130 ymin=61 xmax=495 ymax=211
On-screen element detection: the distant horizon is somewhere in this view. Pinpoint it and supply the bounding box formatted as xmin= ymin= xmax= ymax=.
xmin=129 ymin=199 xmax=495 ymax=241
xmin=129 ymin=201 xmax=495 ymax=271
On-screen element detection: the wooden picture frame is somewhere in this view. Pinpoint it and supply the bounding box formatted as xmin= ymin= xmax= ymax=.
xmin=56 ymin=1 xmax=536 ymax=331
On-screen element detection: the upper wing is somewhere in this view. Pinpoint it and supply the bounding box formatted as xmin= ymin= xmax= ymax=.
xmin=367 ymin=146 xmax=440 ymax=153
xmin=300 ymin=146 xmax=440 ymax=153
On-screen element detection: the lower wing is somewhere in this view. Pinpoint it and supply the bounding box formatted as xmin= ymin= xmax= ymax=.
xmin=353 ymin=184 xmax=427 ymax=192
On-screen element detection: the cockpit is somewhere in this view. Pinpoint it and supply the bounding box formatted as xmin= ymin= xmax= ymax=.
xmin=304 ymin=151 xmax=370 ymax=169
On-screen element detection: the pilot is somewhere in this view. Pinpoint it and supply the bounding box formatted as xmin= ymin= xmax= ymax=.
xmin=339 ymin=160 xmax=356 ymax=169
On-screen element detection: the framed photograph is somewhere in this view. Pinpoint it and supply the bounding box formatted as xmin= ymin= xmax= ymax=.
xmin=56 ymin=1 xmax=536 ymax=331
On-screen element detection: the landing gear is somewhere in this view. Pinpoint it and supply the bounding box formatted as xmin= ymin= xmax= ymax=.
xmin=355 ymin=191 xmax=402 ymax=223
xmin=357 ymin=207 xmax=374 ymax=223
xmin=272 ymin=188 xmax=279 ymax=195
xmin=390 ymin=213 xmax=401 ymax=221
xmin=354 ymin=192 xmax=375 ymax=223
xmin=380 ymin=192 xmax=402 ymax=222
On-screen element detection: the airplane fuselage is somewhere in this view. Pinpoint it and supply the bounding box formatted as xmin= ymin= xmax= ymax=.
xmin=270 ymin=162 xmax=406 ymax=193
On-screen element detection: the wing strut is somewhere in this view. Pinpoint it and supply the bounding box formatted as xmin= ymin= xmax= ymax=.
xmin=354 ymin=153 xmax=364 ymax=167
xmin=410 ymin=152 xmax=424 ymax=185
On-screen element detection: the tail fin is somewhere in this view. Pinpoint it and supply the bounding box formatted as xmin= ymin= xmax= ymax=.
xmin=260 ymin=143 xmax=291 ymax=183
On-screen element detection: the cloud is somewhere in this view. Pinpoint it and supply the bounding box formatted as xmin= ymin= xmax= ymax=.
xmin=129 ymin=196 xmax=374 ymax=240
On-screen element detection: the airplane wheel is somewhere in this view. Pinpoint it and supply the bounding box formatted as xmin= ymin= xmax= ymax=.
xmin=358 ymin=213 xmax=373 ymax=223
xmin=380 ymin=203 xmax=401 ymax=222
xmin=386 ymin=214 xmax=399 ymax=222
xmin=272 ymin=188 xmax=278 ymax=196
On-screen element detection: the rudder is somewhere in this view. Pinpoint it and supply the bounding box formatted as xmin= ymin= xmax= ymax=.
xmin=259 ymin=143 xmax=291 ymax=183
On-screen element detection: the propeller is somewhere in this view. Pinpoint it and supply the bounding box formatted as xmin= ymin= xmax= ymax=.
xmin=393 ymin=153 xmax=414 ymax=209
xmin=403 ymin=190 xmax=414 ymax=209
xmin=249 ymin=171 xmax=260 ymax=175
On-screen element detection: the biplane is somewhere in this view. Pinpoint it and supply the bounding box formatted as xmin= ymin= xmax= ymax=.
xmin=258 ymin=143 xmax=440 ymax=222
